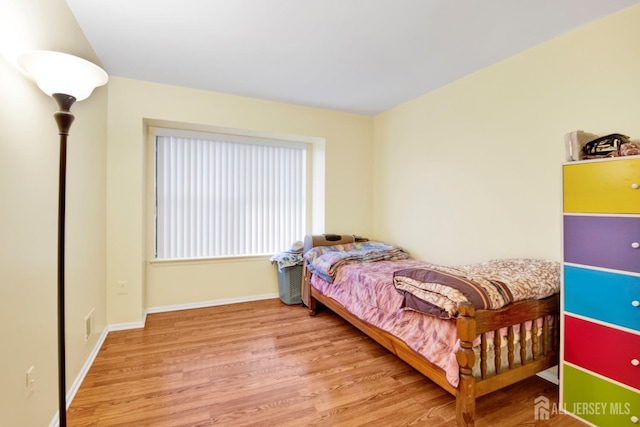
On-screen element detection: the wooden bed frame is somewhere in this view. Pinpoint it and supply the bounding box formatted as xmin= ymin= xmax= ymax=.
xmin=302 ymin=236 xmax=560 ymax=427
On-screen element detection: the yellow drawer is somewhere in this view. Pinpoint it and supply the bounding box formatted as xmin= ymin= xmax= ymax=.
xmin=564 ymin=157 xmax=640 ymax=214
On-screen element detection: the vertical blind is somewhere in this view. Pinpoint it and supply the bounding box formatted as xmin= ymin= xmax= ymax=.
xmin=155 ymin=133 xmax=306 ymax=259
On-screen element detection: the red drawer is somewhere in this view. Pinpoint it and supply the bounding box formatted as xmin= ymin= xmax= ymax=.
xmin=564 ymin=315 xmax=640 ymax=390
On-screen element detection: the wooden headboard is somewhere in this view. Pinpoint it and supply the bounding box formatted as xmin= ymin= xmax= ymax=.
xmin=303 ymin=234 xmax=356 ymax=253
xmin=301 ymin=234 xmax=368 ymax=306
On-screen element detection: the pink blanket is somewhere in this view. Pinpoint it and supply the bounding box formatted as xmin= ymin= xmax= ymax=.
xmin=310 ymin=259 xmax=463 ymax=387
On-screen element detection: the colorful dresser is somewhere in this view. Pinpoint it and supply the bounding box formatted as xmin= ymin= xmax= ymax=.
xmin=561 ymin=156 xmax=640 ymax=426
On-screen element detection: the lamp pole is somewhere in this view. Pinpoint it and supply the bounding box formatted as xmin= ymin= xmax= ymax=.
xmin=53 ymin=93 xmax=76 ymax=427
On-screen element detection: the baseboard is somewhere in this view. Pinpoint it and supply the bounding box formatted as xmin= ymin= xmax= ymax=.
xmin=145 ymin=293 xmax=279 ymax=314
xmin=108 ymin=293 xmax=280 ymax=330
xmin=536 ymin=365 xmax=559 ymax=385
xmin=107 ymin=312 xmax=148 ymax=332
xmin=48 ymin=325 xmax=109 ymax=427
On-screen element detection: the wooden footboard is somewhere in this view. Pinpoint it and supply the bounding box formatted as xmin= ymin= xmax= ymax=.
xmin=455 ymin=294 xmax=560 ymax=426
xmin=308 ymin=287 xmax=559 ymax=427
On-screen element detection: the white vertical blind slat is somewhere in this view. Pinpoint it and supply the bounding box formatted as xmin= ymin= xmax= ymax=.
xmin=155 ymin=134 xmax=306 ymax=259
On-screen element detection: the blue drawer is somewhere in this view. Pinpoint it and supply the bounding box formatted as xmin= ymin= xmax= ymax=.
xmin=564 ymin=265 xmax=640 ymax=331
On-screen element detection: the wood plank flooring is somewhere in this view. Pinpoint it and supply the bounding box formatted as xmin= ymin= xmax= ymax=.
xmin=68 ymin=299 xmax=585 ymax=426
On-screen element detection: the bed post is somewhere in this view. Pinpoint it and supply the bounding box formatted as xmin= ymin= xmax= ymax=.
xmin=302 ymin=265 xmax=317 ymax=316
xmin=456 ymin=303 xmax=477 ymax=427
xmin=307 ymin=294 xmax=317 ymax=316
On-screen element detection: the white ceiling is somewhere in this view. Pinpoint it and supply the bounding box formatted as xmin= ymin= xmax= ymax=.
xmin=66 ymin=0 xmax=640 ymax=115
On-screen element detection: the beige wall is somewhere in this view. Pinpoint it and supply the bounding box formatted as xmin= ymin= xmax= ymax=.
xmin=373 ymin=5 xmax=640 ymax=265
xmin=106 ymin=77 xmax=374 ymax=321
xmin=0 ymin=0 xmax=108 ymax=426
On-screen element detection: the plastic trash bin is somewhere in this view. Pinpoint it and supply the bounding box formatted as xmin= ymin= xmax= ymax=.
xmin=270 ymin=247 xmax=304 ymax=305
xmin=277 ymin=264 xmax=303 ymax=305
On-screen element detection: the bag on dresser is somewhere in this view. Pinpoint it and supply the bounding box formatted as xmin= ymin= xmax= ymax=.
xmin=581 ymin=133 xmax=629 ymax=159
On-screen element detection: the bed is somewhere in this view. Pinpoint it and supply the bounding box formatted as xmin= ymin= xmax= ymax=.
xmin=301 ymin=234 xmax=560 ymax=427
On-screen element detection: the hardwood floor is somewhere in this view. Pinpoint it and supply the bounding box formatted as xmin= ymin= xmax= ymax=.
xmin=68 ymin=299 xmax=585 ymax=426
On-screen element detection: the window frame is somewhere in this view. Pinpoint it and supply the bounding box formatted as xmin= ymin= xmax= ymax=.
xmin=146 ymin=123 xmax=322 ymax=263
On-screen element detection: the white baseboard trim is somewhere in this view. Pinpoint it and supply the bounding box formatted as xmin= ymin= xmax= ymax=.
xmin=108 ymin=294 xmax=280 ymax=331
xmin=66 ymin=327 xmax=110 ymax=404
xmin=107 ymin=312 xmax=148 ymax=332
xmin=536 ymin=365 xmax=559 ymax=385
xmin=48 ymin=325 xmax=110 ymax=427
xmin=146 ymin=293 xmax=279 ymax=315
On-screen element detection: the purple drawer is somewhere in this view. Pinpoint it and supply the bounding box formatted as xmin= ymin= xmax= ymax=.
xmin=564 ymin=215 xmax=640 ymax=273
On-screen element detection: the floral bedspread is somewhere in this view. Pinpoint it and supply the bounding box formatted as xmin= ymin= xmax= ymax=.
xmin=393 ymin=259 xmax=560 ymax=318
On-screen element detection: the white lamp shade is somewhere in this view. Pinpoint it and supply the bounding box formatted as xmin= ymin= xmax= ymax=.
xmin=18 ymin=50 xmax=108 ymax=101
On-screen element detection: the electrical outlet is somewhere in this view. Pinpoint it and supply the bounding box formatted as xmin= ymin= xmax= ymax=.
xmin=26 ymin=366 xmax=35 ymax=396
xmin=117 ymin=280 xmax=128 ymax=295
xmin=84 ymin=309 xmax=95 ymax=342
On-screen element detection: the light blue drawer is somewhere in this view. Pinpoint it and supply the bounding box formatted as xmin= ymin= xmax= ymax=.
xmin=564 ymin=265 xmax=640 ymax=331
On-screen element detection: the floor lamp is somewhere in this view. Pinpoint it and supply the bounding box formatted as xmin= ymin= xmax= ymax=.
xmin=18 ymin=51 xmax=108 ymax=427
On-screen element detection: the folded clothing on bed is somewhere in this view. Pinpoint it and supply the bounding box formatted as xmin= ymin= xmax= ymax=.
xmin=393 ymin=259 xmax=560 ymax=318
xmin=304 ymin=240 xmax=410 ymax=283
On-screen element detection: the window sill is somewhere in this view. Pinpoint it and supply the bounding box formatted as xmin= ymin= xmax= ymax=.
xmin=148 ymin=253 xmax=274 ymax=266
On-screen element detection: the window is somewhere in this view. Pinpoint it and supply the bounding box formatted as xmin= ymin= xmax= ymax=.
xmin=154 ymin=128 xmax=306 ymax=259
